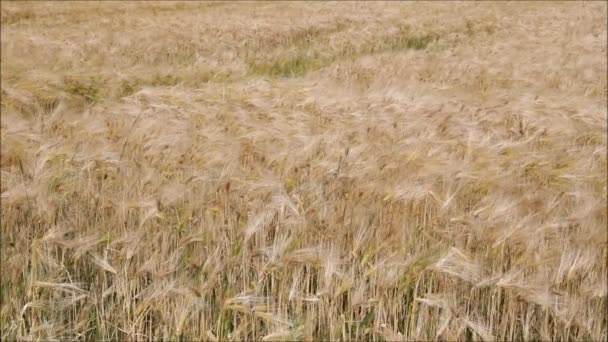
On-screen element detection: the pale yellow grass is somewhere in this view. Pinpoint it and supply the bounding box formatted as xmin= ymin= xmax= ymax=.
xmin=1 ymin=1 xmax=607 ymax=341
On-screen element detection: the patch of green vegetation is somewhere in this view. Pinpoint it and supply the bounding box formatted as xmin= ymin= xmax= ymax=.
xmin=248 ymin=30 xmax=440 ymax=78
xmin=85 ymin=307 xmax=101 ymax=341
xmin=230 ymin=240 xmax=242 ymax=256
xmin=119 ymin=79 xmax=139 ymax=97
xmin=217 ymin=308 xmax=235 ymax=341
xmin=59 ymin=68 xmax=236 ymax=104
xmin=118 ymin=69 xmax=235 ymax=95
xmin=388 ymin=32 xmax=440 ymax=51
xmin=150 ymin=73 xmax=180 ymax=87
xmin=248 ymin=51 xmax=334 ymax=78
xmin=63 ymin=75 xmax=103 ymax=103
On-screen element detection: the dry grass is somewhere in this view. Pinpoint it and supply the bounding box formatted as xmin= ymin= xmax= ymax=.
xmin=1 ymin=1 xmax=607 ymax=341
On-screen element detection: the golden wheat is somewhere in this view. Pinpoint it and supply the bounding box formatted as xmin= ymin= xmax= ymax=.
xmin=1 ymin=1 xmax=607 ymax=341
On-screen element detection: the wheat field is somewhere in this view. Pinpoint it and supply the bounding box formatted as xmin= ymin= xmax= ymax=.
xmin=1 ymin=1 xmax=607 ymax=341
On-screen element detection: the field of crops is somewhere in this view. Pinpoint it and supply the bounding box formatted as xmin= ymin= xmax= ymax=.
xmin=1 ymin=1 xmax=607 ymax=341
